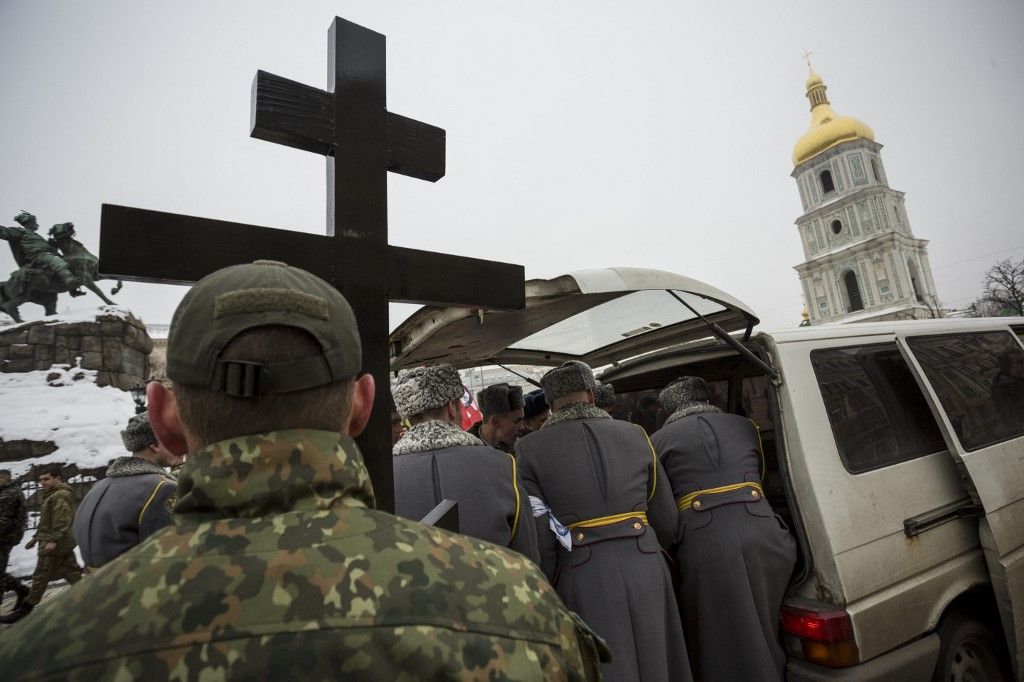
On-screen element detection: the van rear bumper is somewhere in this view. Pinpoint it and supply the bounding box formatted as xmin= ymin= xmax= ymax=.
xmin=786 ymin=633 xmax=939 ymax=681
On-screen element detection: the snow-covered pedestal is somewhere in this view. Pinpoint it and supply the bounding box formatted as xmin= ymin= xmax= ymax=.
xmin=0 ymin=307 xmax=153 ymax=389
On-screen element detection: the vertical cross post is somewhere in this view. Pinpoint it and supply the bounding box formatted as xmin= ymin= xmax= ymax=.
xmin=98 ymin=17 xmax=526 ymax=512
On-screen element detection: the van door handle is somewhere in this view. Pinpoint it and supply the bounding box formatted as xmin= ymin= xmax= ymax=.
xmin=903 ymin=497 xmax=982 ymax=538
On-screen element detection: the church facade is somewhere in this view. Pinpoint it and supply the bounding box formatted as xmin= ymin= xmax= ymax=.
xmin=792 ymin=70 xmax=940 ymax=324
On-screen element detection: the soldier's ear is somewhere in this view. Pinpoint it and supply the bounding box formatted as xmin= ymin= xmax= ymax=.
xmin=346 ymin=373 xmax=376 ymax=437
xmin=446 ymin=399 xmax=461 ymax=423
xmin=147 ymin=382 xmax=189 ymax=457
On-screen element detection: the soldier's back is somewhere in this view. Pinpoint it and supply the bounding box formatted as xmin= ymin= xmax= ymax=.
xmin=394 ymin=444 xmax=534 ymax=556
xmin=0 ymin=503 xmax=601 ymax=680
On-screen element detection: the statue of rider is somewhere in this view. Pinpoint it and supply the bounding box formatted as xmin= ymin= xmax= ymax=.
xmin=0 ymin=212 xmax=83 ymax=296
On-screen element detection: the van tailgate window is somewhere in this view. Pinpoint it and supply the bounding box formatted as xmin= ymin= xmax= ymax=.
xmin=906 ymin=331 xmax=1024 ymax=450
xmin=811 ymin=343 xmax=946 ymax=474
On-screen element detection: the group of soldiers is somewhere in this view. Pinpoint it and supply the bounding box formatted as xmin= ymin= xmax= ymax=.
xmin=0 ymin=413 xmax=183 ymax=625
xmin=0 ymin=259 xmax=796 ymax=680
xmin=391 ymin=361 xmax=797 ymax=681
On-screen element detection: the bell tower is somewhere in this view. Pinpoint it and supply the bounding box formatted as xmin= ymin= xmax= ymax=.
xmin=791 ymin=67 xmax=940 ymax=324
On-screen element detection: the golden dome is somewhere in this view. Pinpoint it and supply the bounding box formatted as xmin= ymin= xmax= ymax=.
xmin=792 ymin=70 xmax=874 ymax=166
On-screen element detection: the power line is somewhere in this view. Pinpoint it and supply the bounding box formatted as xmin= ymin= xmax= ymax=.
xmin=931 ymin=243 xmax=1024 ymax=271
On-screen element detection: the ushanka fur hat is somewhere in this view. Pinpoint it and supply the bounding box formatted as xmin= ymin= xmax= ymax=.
xmin=476 ymin=383 xmax=524 ymax=416
xmin=392 ymin=363 xmax=464 ymax=419
xmin=541 ymin=361 xmax=596 ymax=404
xmin=659 ymin=376 xmax=710 ymax=414
xmin=121 ymin=413 xmax=158 ymax=453
xmin=594 ymin=381 xmax=616 ymax=408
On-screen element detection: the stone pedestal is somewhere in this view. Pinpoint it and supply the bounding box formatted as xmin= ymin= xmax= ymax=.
xmin=0 ymin=312 xmax=153 ymax=389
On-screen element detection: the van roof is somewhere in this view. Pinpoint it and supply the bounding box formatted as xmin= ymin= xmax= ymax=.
xmin=765 ymin=316 xmax=1024 ymax=344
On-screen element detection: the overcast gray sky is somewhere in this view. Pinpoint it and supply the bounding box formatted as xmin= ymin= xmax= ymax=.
xmin=1 ymin=0 xmax=1022 ymax=334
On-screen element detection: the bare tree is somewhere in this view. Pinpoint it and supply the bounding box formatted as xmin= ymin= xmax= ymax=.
xmin=964 ymin=298 xmax=1003 ymax=317
xmin=964 ymin=258 xmax=1024 ymax=317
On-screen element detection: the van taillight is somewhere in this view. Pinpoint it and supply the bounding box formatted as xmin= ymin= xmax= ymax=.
xmin=780 ymin=604 xmax=859 ymax=668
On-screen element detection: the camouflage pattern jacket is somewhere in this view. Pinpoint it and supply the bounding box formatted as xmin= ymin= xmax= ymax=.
xmin=0 ymin=430 xmax=604 ymax=680
xmin=34 ymin=482 xmax=76 ymax=553
xmin=0 ymin=479 xmax=27 ymax=548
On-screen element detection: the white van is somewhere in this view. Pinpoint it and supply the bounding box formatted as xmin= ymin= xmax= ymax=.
xmin=389 ymin=267 xmax=1024 ymax=681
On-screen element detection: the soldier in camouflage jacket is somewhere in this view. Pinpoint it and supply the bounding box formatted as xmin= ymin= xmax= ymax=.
xmin=0 ymin=260 xmax=606 ymax=679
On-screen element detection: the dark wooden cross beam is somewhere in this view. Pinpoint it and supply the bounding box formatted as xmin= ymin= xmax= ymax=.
xmin=98 ymin=17 xmax=525 ymax=512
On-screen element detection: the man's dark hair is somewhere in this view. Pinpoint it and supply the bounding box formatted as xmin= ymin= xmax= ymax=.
xmin=175 ymin=326 xmax=354 ymax=447
xmin=37 ymin=466 xmax=62 ymax=480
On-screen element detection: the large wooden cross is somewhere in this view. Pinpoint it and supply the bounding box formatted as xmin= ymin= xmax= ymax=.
xmin=98 ymin=17 xmax=525 ymax=512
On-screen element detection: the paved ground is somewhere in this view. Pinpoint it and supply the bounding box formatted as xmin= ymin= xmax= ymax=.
xmin=0 ymin=580 xmax=72 ymax=634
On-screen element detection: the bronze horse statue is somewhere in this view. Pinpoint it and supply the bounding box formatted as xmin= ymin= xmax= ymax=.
xmin=0 ymin=222 xmax=122 ymax=323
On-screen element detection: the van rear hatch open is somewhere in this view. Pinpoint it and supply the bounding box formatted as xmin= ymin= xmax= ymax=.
xmin=390 ymin=267 xmax=759 ymax=370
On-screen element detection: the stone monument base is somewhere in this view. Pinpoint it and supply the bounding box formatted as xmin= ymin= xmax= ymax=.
xmin=0 ymin=310 xmax=153 ymax=389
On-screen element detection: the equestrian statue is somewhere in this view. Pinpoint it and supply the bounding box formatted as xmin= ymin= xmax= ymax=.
xmin=0 ymin=211 xmax=122 ymax=323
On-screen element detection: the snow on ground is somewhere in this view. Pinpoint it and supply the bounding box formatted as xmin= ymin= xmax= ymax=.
xmin=0 ymin=362 xmax=136 ymax=477
xmin=1 ymin=351 xmax=136 ymax=576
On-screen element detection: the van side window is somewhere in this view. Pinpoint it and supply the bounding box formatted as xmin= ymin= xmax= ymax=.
xmin=811 ymin=343 xmax=947 ymax=474
xmin=906 ymin=332 xmax=1024 ymax=450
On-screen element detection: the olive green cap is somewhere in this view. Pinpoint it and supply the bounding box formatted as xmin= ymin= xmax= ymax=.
xmin=166 ymin=260 xmax=361 ymax=398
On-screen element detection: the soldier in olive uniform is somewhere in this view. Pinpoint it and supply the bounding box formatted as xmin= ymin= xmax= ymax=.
xmin=517 ymin=361 xmax=692 ymax=682
xmin=392 ymin=363 xmax=540 ymax=563
xmin=651 ymin=377 xmax=796 ymax=682
xmin=73 ymin=413 xmax=182 ymax=570
xmin=0 ymin=260 xmax=605 ymax=679
xmin=468 ymin=383 xmax=524 ymax=454
xmin=1 ymin=467 xmax=82 ymax=624
xmin=0 ymin=469 xmax=29 ymax=609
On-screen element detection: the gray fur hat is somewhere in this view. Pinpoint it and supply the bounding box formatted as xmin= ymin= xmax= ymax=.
xmin=121 ymin=413 xmax=158 ymax=453
xmin=659 ymin=376 xmax=710 ymax=414
xmin=476 ymin=383 xmax=524 ymax=416
xmin=594 ymin=381 xmax=616 ymax=408
xmin=541 ymin=361 xmax=596 ymax=404
xmin=392 ymin=363 xmax=464 ymax=419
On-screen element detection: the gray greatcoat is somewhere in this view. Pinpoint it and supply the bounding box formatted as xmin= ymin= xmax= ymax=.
xmin=516 ymin=402 xmax=692 ymax=682
xmin=73 ymin=457 xmax=177 ymax=569
xmin=651 ymin=406 xmax=797 ymax=681
xmin=393 ymin=420 xmax=539 ymax=564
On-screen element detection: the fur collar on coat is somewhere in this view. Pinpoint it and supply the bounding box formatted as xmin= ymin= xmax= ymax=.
xmin=542 ymin=401 xmax=611 ymax=429
xmin=393 ymin=419 xmax=486 ymax=456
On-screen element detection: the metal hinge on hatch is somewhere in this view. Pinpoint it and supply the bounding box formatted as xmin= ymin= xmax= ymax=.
xmin=666 ymin=290 xmax=782 ymax=386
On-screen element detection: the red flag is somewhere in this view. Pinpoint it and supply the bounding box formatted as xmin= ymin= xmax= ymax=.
xmin=460 ymin=385 xmax=482 ymax=430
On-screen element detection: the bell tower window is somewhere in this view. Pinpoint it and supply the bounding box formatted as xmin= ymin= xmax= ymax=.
xmin=820 ymin=170 xmax=835 ymax=194
xmin=844 ymin=270 xmax=864 ymax=312
xmin=870 ymin=158 xmax=881 ymax=182
xmin=831 ymin=220 xmax=843 ymax=234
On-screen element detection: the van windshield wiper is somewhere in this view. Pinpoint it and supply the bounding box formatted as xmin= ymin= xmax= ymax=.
xmin=666 ymin=290 xmax=781 ymax=385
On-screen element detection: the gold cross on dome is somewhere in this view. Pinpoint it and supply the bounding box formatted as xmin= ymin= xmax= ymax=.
xmin=803 ymin=50 xmax=814 ymax=72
